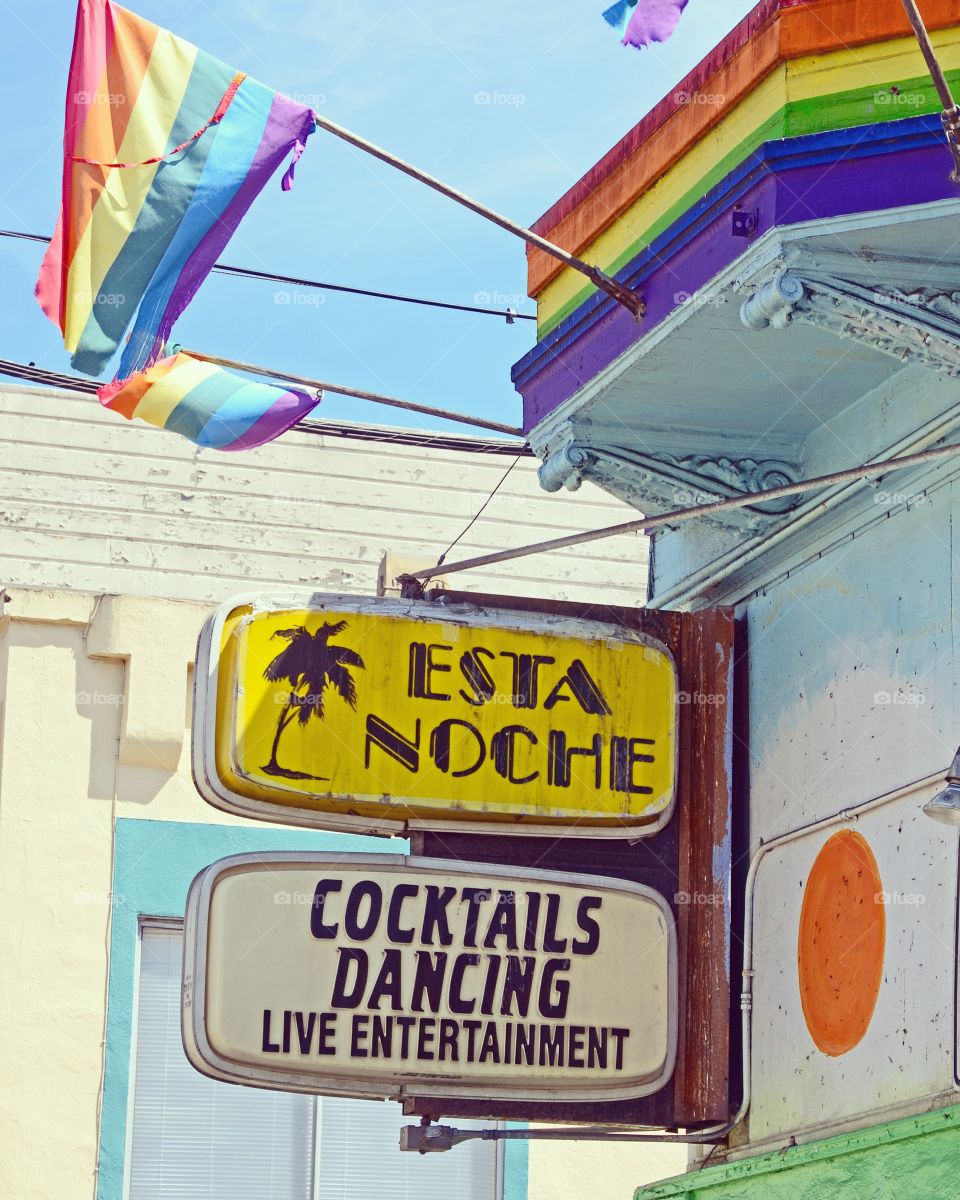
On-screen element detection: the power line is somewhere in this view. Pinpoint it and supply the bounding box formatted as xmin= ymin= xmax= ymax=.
xmin=0 ymin=228 xmax=536 ymax=323
xmin=182 ymin=349 xmax=523 ymax=436
xmin=0 ymin=356 xmax=527 ymax=444
xmin=436 ymin=451 xmax=526 ymax=567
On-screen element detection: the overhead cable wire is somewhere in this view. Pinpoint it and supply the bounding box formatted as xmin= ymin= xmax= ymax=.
xmin=435 ymin=452 xmax=526 ymax=567
xmin=181 ymin=349 xmax=523 ymax=436
xmin=0 ymin=355 xmax=525 ymax=441
xmin=0 ymin=228 xmax=536 ymax=323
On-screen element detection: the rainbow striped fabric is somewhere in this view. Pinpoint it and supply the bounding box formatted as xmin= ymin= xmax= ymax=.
xmin=97 ymin=353 xmax=320 ymax=449
xmin=603 ymin=0 xmax=689 ymax=48
xmin=36 ymin=0 xmax=315 ymax=378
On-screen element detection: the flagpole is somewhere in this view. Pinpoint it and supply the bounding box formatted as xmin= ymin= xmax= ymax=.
xmin=181 ymin=349 xmax=525 ymax=437
xmin=899 ymin=0 xmax=960 ymax=181
xmin=309 ymin=111 xmax=645 ymax=319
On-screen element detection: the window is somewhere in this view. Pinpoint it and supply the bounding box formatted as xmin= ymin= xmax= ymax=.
xmin=125 ymin=923 xmax=502 ymax=1200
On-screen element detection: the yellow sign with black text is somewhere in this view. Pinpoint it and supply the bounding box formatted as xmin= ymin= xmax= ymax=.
xmin=193 ymin=596 xmax=677 ymax=836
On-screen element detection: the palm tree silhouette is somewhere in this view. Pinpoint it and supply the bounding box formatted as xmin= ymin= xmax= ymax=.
xmin=261 ymin=620 xmax=365 ymax=779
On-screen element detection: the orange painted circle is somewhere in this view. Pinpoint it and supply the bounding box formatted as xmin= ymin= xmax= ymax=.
xmin=797 ymin=830 xmax=885 ymax=1057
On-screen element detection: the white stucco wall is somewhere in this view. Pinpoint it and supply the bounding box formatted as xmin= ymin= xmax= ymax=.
xmin=0 ymin=382 xmax=646 ymax=604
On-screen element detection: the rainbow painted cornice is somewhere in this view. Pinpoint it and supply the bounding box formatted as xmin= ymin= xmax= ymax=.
xmin=514 ymin=0 xmax=960 ymax=432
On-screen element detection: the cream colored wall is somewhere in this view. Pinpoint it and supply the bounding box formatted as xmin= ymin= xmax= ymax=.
xmin=528 ymin=1140 xmax=688 ymax=1200
xmin=4 ymin=589 xmax=685 ymax=1200
xmin=0 ymin=386 xmax=657 ymax=1200
xmin=0 ymin=594 xmax=118 ymax=1200
xmin=0 ymin=589 xmax=299 ymax=1200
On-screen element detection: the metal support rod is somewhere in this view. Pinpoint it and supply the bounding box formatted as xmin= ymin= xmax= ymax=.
xmin=401 ymin=437 xmax=960 ymax=585
xmin=181 ymin=350 xmax=524 ymax=437
xmin=899 ymin=0 xmax=960 ymax=181
xmin=310 ymin=112 xmax=645 ymax=319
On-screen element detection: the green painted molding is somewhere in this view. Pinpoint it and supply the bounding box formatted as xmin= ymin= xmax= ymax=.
xmin=536 ymin=67 xmax=960 ymax=341
xmin=635 ymin=1105 xmax=960 ymax=1199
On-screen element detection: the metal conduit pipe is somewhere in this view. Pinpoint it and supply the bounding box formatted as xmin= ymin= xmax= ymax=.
xmin=401 ymin=767 xmax=948 ymax=1154
xmin=402 ymin=436 xmax=960 ymax=589
xmin=650 ymin=401 xmax=960 ymax=611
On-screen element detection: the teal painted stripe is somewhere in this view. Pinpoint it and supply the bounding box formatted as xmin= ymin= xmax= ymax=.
xmin=193 ymin=379 xmax=292 ymax=448
xmin=97 ymin=818 xmax=409 ymax=1200
xmin=504 ymin=1123 xmax=530 ymax=1200
xmin=163 ymin=368 xmax=257 ymax=442
xmin=118 ymin=78 xmax=275 ymax=377
xmin=73 ymin=49 xmax=239 ymax=374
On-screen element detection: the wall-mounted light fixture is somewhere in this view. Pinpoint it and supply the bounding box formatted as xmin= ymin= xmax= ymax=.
xmin=922 ymin=748 xmax=960 ymax=825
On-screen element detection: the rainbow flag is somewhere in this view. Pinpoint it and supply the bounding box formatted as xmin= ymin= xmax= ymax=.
xmin=602 ymin=0 xmax=638 ymax=36
xmin=36 ymin=0 xmax=315 ymax=378
xmin=97 ymin=353 xmax=320 ymax=449
xmin=603 ymin=0 xmax=690 ymax=47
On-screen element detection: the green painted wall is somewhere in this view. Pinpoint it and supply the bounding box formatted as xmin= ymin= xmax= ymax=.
xmin=635 ymin=1106 xmax=960 ymax=1200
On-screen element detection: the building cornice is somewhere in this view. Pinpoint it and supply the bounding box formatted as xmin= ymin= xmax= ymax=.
xmin=741 ymin=270 xmax=960 ymax=378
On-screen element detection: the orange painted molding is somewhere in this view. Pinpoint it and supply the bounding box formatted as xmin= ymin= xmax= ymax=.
xmin=527 ymin=0 xmax=960 ymax=296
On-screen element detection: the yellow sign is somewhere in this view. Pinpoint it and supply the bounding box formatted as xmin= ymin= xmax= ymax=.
xmin=193 ymin=596 xmax=677 ymax=835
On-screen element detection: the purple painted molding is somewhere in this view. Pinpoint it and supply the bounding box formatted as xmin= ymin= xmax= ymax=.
xmin=519 ymin=141 xmax=956 ymax=434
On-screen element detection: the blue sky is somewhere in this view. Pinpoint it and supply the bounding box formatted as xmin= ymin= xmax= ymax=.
xmin=0 ymin=0 xmax=756 ymax=433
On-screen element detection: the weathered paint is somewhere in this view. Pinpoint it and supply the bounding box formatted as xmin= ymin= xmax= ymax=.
xmin=0 ymin=383 xmax=649 ymax=605
xmin=734 ymin=494 xmax=960 ymax=1148
xmin=634 ymin=1105 xmax=960 ymax=1198
xmin=515 ymin=120 xmax=957 ymax=429
xmin=536 ymin=54 xmax=960 ymax=333
xmin=198 ymin=597 xmax=678 ymax=834
xmin=528 ymin=1 xmax=960 ymax=300
xmin=797 ymin=831 xmax=885 ymax=1057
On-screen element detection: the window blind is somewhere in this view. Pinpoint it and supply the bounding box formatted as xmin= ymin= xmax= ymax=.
xmin=316 ymin=1095 xmax=499 ymax=1200
xmin=127 ymin=925 xmax=315 ymax=1200
xmin=126 ymin=924 xmax=502 ymax=1200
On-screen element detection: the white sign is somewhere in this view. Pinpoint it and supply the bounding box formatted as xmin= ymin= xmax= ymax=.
xmin=182 ymin=854 xmax=677 ymax=1102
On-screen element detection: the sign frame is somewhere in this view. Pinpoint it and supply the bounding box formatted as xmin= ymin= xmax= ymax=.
xmin=181 ymin=851 xmax=679 ymax=1103
xmin=192 ymin=592 xmax=679 ymax=839
xmin=403 ymin=595 xmax=739 ymax=1130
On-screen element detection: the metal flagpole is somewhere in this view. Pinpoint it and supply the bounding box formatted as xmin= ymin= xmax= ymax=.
xmin=899 ymin=0 xmax=960 ymax=181
xmin=400 ymin=437 xmax=960 ymax=588
xmin=309 ymin=111 xmax=646 ymax=318
xmin=181 ymin=350 xmax=525 ymax=437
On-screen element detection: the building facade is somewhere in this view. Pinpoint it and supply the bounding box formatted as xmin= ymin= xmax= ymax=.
xmin=511 ymin=1 xmax=960 ymax=1195
xmin=0 ymin=381 xmax=682 ymax=1199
